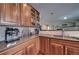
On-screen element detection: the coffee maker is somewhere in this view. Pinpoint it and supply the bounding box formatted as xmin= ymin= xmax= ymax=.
xmin=5 ymin=27 xmax=20 ymax=43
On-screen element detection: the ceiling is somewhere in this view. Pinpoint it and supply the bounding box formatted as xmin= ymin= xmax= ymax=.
xmin=31 ymin=3 xmax=79 ymax=25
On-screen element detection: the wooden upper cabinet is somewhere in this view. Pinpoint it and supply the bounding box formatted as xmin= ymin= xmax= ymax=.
xmin=10 ymin=4 xmax=21 ymax=25
xmin=5 ymin=4 xmax=11 ymax=22
xmin=21 ymin=3 xmax=31 ymax=26
xmin=65 ymin=46 xmax=79 ymax=55
xmin=0 ymin=3 xmax=21 ymax=26
xmin=0 ymin=4 xmax=5 ymax=23
xmin=49 ymin=43 xmax=64 ymax=55
xmin=20 ymin=3 xmax=40 ymax=26
xmin=30 ymin=7 xmax=40 ymax=26
xmin=0 ymin=3 xmax=39 ymax=26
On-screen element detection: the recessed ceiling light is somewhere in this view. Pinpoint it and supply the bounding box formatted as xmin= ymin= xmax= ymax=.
xmin=64 ymin=16 xmax=67 ymax=19
xmin=50 ymin=12 xmax=54 ymax=15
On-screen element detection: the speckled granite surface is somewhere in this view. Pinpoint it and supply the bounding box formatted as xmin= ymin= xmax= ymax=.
xmin=39 ymin=34 xmax=79 ymax=42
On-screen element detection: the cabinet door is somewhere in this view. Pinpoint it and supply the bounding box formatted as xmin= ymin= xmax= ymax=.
xmin=49 ymin=43 xmax=64 ymax=55
xmin=0 ymin=4 xmax=20 ymax=25
xmin=40 ymin=37 xmax=49 ymax=54
xmin=0 ymin=4 xmax=9 ymax=24
xmin=0 ymin=4 xmax=5 ymax=22
xmin=10 ymin=4 xmax=21 ymax=25
xmin=21 ymin=4 xmax=31 ymax=26
xmin=65 ymin=46 xmax=79 ymax=55
xmin=26 ymin=43 xmax=36 ymax=55
xmin=35 ymin=37 xmax=40 ymax=54
xmin=5 ymin=4 xmax=11 ymax=22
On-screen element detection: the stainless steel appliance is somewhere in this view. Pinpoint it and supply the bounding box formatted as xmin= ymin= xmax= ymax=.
xmin=5 ymin=27 xmax=20 ymax=43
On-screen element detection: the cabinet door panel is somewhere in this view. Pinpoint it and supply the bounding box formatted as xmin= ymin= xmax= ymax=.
xmin=5 ymin=4 xmax=11 ymax=22
xmin=26 ymin=43 xmax=36 ymax=55
xmin=50 ymin=43 xmax=64 ymax=55
xmin=65 ymin=46 xmax=79 ymax=55
xmin=0 ymin=4 xmax=20 ymax=25
xmin=10 ymin=4 xmax=20 ymax=24
xmin=21 ymin=4 xmax=30 ymax=26
xmin=40 ymin=37 xmax=49 ymax=54
xmin=35 ymin=37 xmax=40 ymax=54
xmin=0 ymin=4 xmax=5 ymax=22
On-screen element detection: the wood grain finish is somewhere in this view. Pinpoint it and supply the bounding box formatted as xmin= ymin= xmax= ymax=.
xmin=39 ymin=36 xmax=49 ymax=54
xmin=20 ymin=3 xmax=40 ymax=26
xmin=26 ymin=43 xmax=35 ymax=55
xmin=0 ymin=36 xmax=39 ymax=55
xmin=21 ymin=4 xmax=30 ymax=26
xmin=39 ymin=36 xmax=79 ymax=55
xmin=0 ymin=3 xmax=40 ymax=26
xmin=0 ymin=4 xmax=21 ymax=25
xmin=49 ymin=43 xmax=64 ymax=55
xmin=50 ymin=38 xmax=79 ymax=55
xmin=1 ymin=36 xmax=79 ymax=55
xmin=65 ymin=46 xmax=79 ymax=55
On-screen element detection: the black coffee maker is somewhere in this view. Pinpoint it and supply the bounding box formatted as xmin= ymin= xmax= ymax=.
xmin=5 ymin=27 xmax=20 ymax=43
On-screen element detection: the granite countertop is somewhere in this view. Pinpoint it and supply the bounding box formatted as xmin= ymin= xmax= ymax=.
xmin=39 ymin=34 xmax=79 ymax=42
xmin=0 ymin=35 xmax=38 ymax=52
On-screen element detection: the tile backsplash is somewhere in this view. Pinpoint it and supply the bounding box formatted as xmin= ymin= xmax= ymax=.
xmin=1 ymin=26 xmax=79 ymax=41
xmin=0 ymin=26 xmax=6 ymax=41
xmin=0 ymin=26 xmax=37 ymax=41
xmin=0 ymin=26 xmax=29 ymax=41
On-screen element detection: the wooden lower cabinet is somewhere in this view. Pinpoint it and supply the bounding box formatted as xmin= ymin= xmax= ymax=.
xmin=1 ymin=36 xmax=79 ymax=55
xmin=0 ymin=37 xmax=39 ymax=55
xmin=65 ymin=46 xmax=79 ymax=55
xmin=35 ymin=37 xmax=40 ymax=54
xmin=39 ymin=36 xmax=79 ymax=55
xmin=49 ymin=43 xmax=64 ymax=55
xmin=39 ymin=36 xmax=49 ymax=55
xmin=25 ymin=43 xmax=36 ymax=55
xmin=25 ymin=37 xmax=39 ymax=55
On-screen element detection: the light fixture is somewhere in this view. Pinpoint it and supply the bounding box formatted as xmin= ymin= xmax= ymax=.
xmin=50 ymin=12 xmax=54 ymax=15
xmin=64 ymin=16 xmax=67 ymax=19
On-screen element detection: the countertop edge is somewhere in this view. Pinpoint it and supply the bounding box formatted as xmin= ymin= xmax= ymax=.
xmin=39 ymin=35 xmax=79 ymax=42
